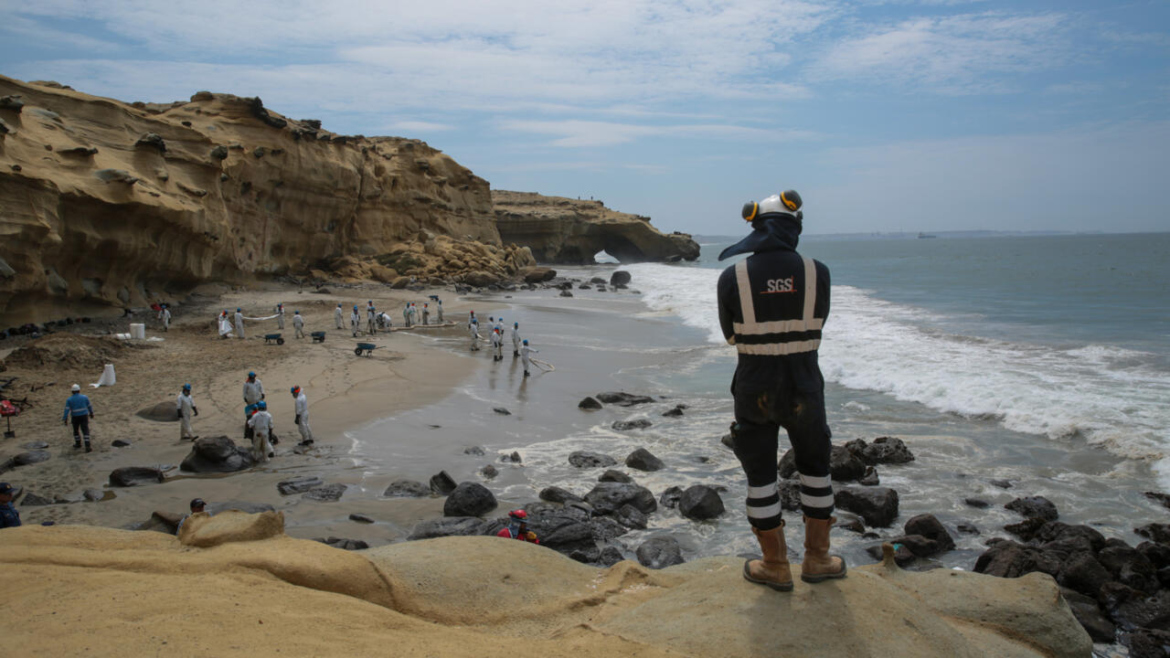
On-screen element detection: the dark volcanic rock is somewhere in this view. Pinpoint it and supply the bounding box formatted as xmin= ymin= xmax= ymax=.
xmin=957 ymin=523 xmax=980 ymax=535
xmin=493 ymin=407 xmax=511 ymax=415
xmin=1004 ymin=517 xmax=1050 ymax=542
xmin=21 ymin=492 xmax=54 ymax=506
xmin=463 ymin=446 xmax=486 ymax=456
xmin=662 ymin=405 xmax=685 ymax=417
xmin=834 ymin=487 xmax=899 ymax=527
xmin=584 ymin=482 xmax=657 ymax=515
xmin=613 ymin=419 xmax=652 ymax=431
xmin=540 ymin=486 xmax=584 ymax=505
xmin=408 ymin=517 xmax=486 ymax=540
xmin=429 ymin=471 xmax=458 ymax=495
xmin=384 ymin=479 xmax=430 ymax=498
xmin=316 ymin=537 xmax=369 ymax=551
xmin=578 ymin=396 xmax=602 ymax=410
xmin=615 ymin=505 xmax=649 ymax=530
xmin=1005 ymin=496 xmax=1059 ymax=522
xmin=678 ymin=485 xmax=724 ymax=521
xmin=349 ymin=514 xmax=375 ymax=524
xmin=636 ymin=536 xmax=685 ymax=569
xmin=443 ymin=482 xmax=497 ymax=517
xmin=480 ymin=464 xmax=499 ymax=479
xmin=1122 ymin=628 xmax=1170 ymax=658
xmin=964 ymin=498 xmax=991 ymax=509
xmin=853 ymin=436 xmax=915 ymax=465
xmin=779 ymin=445 xmax=866 ymax=482
xmin=302 ymin=483 xmax=346 ymax=502
xmin=502 ymin=451 xmax=523 ymax=464
xmin=599 ymin=469 xmax=633 ymax=484
xmin=1139 ymin=542 xmax=1170 ymax=570
xmin=1102 ymin=586 xmax=1170 ymax=634
xmin=1099 ymin=545 xmax=1159 ymax=594
xmin=1144 ymin=491 xmax=1170 ymax=510
xmin=112 ymin=439 xmax=131 ymax=448
xmin=277 ymin=476 xmax=323 ymax=495
xmin=659 ymin=486 xmax=683 ymax=509
xmin=180 ymin=436 xmax=255 ymax=473
xmin=135 ymin=132 xmax=167 ymax=152
xmin=596 ymin=392 xmax=654 ymax=406
xmin=973 ymin=539 xmax=1062 ymax=578
xmin=989 ymin=479 xmax=1013 ymax=489
xmin=1060 ymin=589 xmax=1117 ymax=643
xmin=109 ymin=466 xmax=164 ymax=487
xmin=1136 ymin=523 xmax=1170 ymax=545
xmin=858 ymin=466 xmax=880 ymax=486
xmin=597 ymin=547 xmax=625 ymax=567
xmin=903 ymin=514 xmax=955 ymax=553
xmin=779 ymin=480 xmax=802 ymax=512
xmin=1057 ymin=552 xmax=1112 ymax=598
xmin=610 ymin=271 xmax=632 ymax=286
xmin=625 ymin=448 xmax=664 ymax=471
xmin=569 ymin=451 xmax=617 ymax=468
xmin=12 ymin=450 xmax=51 ymax=466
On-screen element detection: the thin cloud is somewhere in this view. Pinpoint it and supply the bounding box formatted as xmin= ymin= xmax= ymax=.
xmin=389 ymin=121 xmax=455 ymax=133
xmin=499 ymin=119 xmax=820 ymax=148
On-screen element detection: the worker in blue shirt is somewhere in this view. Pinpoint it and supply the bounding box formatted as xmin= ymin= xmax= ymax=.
xmin=62 ymin=384 xmax=95 ymax=452
xmin=0 ymin=482 xmax=21 ymax=528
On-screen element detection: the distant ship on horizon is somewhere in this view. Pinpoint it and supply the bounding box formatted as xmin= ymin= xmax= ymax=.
xmin=918 ymin=232 xmax=937 ymax=239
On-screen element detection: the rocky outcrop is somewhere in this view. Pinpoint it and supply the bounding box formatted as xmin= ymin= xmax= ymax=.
xmin=493 ymin=190 xmax=699 ymax=264
xmin=0 ymin=75 xmax=510 ymax=321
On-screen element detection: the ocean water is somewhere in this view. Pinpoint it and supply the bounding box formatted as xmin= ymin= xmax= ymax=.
xmin=358 ymin=233 xmax=1170 ymax=569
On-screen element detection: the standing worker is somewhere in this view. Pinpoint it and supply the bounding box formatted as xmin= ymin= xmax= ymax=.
xmin=160 ymin=304 xmax=171 ymax=332
xmin=176 ymin=383 xmax=199 ymax=441
xmin=234 ymin=308 xmax=246 ymax=339
xmin=62 ymin=383 xmax=95 ymax=452
xmin=293 ymin=310 xmax=305 ymax=339
xmin=275 ymin=303 xmax=286 ymax=330
xmin=717 ymin=189 xmax=844 ymax=592
xmin=409 ymin=303 xmax=418 ymax=326
xmin=495 ymin=317 xmax=504 ymax=336
xmin=335 ymin=303 xmax=344 ymax=330
xmin=520 ymin=340 xmax=537 ymax=377
xmin=436 ymin=299 xmax=444 ymax=323
xmin=511 ymin=322 xmax=522 ymax=357
xmin=367 ymin=302 xmax=378 ymax=335
xmin=350 ymin=305 xmax=361 ymax=337
xmin=422 ymin=303 xmax=430 ymax=325
xmin=403 ymin=303 xmax=412 ymax=328
xmin=491 ymin=328 xmax=503 ymax=361
xmin=243 ymin=371 xmax=265 ymax=406
xmin=291 ymin=385 xmax=314 ymax=446
xmin=468 ymin=310 xmax=476 ymax=330
xmin=469 ymin=319 xmax=481 ymax=351
xmin=246 ymin=400 xmax=275 ymax=462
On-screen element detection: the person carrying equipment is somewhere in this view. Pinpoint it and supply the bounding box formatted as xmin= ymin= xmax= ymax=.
xmin=275 ymin=303 xmax=286 ymax=330
xmin=291 ymin=385 xmax=314 ymax=446
xmin=335 ymin=303 xmax=344 ymax=330
xmin=491 ymin=328 xmax=503 ymax=361
xmin=350 ymin=305 xmax=361 ymax=337
xmin=62 ymin=384 xmax=95 ymax=452
xmin=246 ymin=400 xmax=275 ymax=462
xmin=422 ymin=303 xmax=430 ymax=325
xmin=234 ymin=308 xmax=246 ymax=339
xmin=292 ymin=310 xmax=305 ymax=339
xmin=511 ymin=322 xmax=521 ymax=357
xmin=469 ymin=319 xmax=481 ymax=351
xmin=176 ymin=383 xmax=199 ymax=441
xmin=160 ymin=304 xmax=171 ymax=332
xmin=520 ymin=340 xmax=537 ymax=377
xmin=496 ymin=509 xmax=539 ymax=543
xmin=717 ymin=189 xmax=844 ymax=592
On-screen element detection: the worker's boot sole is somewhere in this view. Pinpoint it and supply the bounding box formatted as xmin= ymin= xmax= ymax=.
xmin=742 ymin=560 xmax=794 ymax=591
xmin=800 ymin=562 xmax=848 ymax=583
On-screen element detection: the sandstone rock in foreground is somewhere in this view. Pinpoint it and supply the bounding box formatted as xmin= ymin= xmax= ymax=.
xmin=0 ymin=520 xmax=1090 ymax=657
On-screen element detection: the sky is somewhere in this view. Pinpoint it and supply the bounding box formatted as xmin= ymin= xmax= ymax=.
xmin=1 ymin=0 xmax=1168 ymax=235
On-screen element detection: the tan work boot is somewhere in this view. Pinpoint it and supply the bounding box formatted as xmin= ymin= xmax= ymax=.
xmin=801 ymin=516 xmax=848 ymax=583
xmin=743 ymin=521 xmax=794 ymax=591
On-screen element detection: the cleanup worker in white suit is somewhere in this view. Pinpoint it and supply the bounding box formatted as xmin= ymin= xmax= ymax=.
xmin=234 ymin=308 xmax=246 ymax=339
xmin=246 ymin=400 xmax=275 ymax=462
xmin=367 ymin=302 xmax=377 ymax=335
xmin=491 ymin=327 xmax=503 ymax=361
xmin=291 ymin=385 xmax=314 ymax=446
xmin=176 ymin=383 xmax=198 ymax=441
xmin=350 ymin=305 xmax=361 ymax=337
xmin=293 ymin=310 xmax=305 ymax=339
xmin=275 ymin=303 xmax=286 ymax=330
xmin=521 ymin=339 xmax=537 ymax=377
xmin=512 ymin=322 xmax=522 ymax=357
xmin=469 ymin=319 xmax=481 ymax=351
xmin=160 ymin=304 xmax=171 ymax=332
xmin=335 ymin=303 xmax=344 ymax=330
xmin=243 ymin=371 xmax=265 ymax=406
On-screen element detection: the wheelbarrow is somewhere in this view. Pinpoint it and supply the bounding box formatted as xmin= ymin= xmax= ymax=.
xmin=264 ymin=333 xmax=285 ymax=345
xmin=354 ymin=342 xmax=379 ymax=357
xmin=311 ymin=331 xmax=327 ymax=343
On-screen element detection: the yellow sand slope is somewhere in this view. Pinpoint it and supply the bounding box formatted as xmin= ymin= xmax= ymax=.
xmin=0 ymin=511 xmax=1091 ymax=657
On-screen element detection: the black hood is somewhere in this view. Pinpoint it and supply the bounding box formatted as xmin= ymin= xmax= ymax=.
xmin=717 ymin=214 xmax=802 ymax=260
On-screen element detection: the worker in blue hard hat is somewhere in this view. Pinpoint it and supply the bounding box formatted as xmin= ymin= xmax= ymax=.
xmin=246 ymin=400 xmax=275 ymax=462
xmin=176 ymin=383 xmax=198 ymax=441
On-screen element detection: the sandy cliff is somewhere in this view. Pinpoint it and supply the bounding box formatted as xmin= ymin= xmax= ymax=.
xmin=493 ymin=190 xmax=700 ymax=264
xmin=0 ymin=75 xmax=513 ymax=321
xmin=0 ymin=512 xmax=1091 ymax=657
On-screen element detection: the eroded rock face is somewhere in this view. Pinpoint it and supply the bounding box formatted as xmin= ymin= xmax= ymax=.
xmin=0 ymin=75 xmax=506 ymax=320
xmin=493 ymin=190 xmax=699 ymax=265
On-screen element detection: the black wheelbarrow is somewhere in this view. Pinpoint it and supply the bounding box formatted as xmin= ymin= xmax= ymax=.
xmin=264 ymin=333 xmax=285 ymax=345
xmin=354 ymin=342 xmax=379 ymax=357
xmin=311 ymin=331 xmax=327 ymax=343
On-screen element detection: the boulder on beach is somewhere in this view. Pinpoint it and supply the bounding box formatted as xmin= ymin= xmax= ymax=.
xmin=384 ymin=480 xmax=430 ymax=498
xmin=540 ymin=486 xmax=583 ymax=505
xmin=845 ymin=437 xmax=915 ymax=465
xmin=302 ymin=483 xmax=346 ymax=502
xmin=135 ymin=401 xmax=180 ymax=422
xmin=0 ymin=520 xmax=1094 ymax=657
xmin=443 ymin=482 xmax=498 ymax=517
xmin=109 ymin=466 xmax=164 ymax=487
xmin=834 ymin=487 xmax=899 ymax=528
xmin=429 ymin=471 xmax=457 ymax=495
xmin=610 ymin=271 xmax=632 ymax=286
xmin=179 ymin=436 xmax=256 ymax=473
xmin=636 ymin=536 xmax=685 ymax=569
xmin=278 ymin=476 xmax=323 ymax=495
xmin=585 ymin=482 xmax=657 ymax=516
xmin=613 ymin=419 xmax=652 ymax=431
xmin=578 ymin=396 xmax=602 ymax=410
xmin=596 ymin=392 xmax=654 ymax=406
xmin=1005 ymin=496 xmax=1060 ymax=522
xmin=678 ymin=485 xmax=725 ymax=521
xmin=625 ymin=448 xmax=664 ymax=471
xmin=599 ymin=469 xmax=633 ymax=484
xmin=569 ymin=451 xmax=616 ymax=468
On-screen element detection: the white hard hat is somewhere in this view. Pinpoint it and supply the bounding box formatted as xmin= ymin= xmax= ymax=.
xmin=71 ymin=384 xmax=81 ymax=392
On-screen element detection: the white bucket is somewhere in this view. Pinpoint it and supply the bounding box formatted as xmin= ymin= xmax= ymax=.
xmin=129 ymin=323 xmax=146 ymax=340
xmin=90 ymin=363 xmax=116 ymax=388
